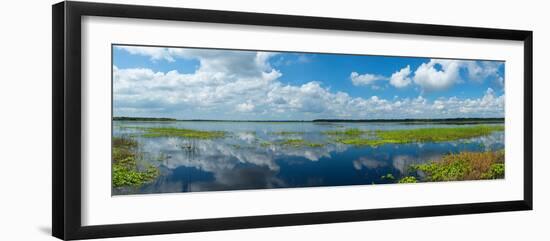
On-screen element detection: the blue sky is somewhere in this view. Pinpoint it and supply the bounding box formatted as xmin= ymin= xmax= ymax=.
xmin=112 ymin=45 xmax=505 ymax=120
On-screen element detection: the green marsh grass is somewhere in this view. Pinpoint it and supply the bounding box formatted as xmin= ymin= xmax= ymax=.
xmin=398 ymin=176 xmax=418 ymax=183
xmin=140 ymin=127 xmax=225 ymax=139
xmin=260 ymin=141 xmax=274 ymax=147
xmin=258 ymin=138 xmax=324 ymax=148
xmin=279 ymin=139 xmax=324 ymax=147
xmin=327 ymin=125 xmax=503 ymax=146
xmin=413 ymin=150 xmax=504 ymax=182
xmin=376 ymin=125 xmax=503 ymax=143
xmin=323 ymin=128 xmax=367 ymax=137
xmin=112 ymin=136 xmax=159 ymax=188
xmin=381 ymin=173 xmax=395 ymax=180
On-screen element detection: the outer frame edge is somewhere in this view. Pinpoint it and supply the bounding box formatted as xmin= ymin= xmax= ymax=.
xmin=74 ymin=201 xmax=530 ymax=240
xmin=64 ymin=0 xmax=85 ymax=239
xmin=52 ymin=1 xmax=66 ymax=240
xmin=53 ymin=1 xmax=534 ymax=240
xmin=523 ymin=31 xmax=533 ymax=210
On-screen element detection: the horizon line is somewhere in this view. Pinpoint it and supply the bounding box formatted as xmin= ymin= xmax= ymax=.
xmin=112 ymin=116 xmax=505 ymax=122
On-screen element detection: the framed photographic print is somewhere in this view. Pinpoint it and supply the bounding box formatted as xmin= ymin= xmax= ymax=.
xmin=52 ymin=1 xmax=533 ymax=240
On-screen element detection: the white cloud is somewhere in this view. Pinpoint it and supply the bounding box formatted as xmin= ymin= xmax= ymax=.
xmin=114 ymin=62 xmax=505 ymax=119
xmin=117 ymin=45 xmax=280 ymax=79
xmin=351 ymin=60 xmax=502 ymax=91
xmin=413 ymin=59 xmax=463 ymax=91
xmin=114 ymin=47 xmax=504 ymax=119
xmin=115 ymin=46 xmax=176 ymax=62
xmin=412 ymin=59 xmax=504 ymax=91
xmin=389 ymin=65 xmax=412 ymax=88
xmin=236 ymin=102 xmax=255 ymax=112
xmin=465 ymin=61 xmax=503 ymax=82
xmin=350 ymin=72 xmax=387 ymax=86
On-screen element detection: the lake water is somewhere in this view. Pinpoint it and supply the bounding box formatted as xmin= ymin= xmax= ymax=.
xmin=112 ymin=121 xmax=504 ymax=195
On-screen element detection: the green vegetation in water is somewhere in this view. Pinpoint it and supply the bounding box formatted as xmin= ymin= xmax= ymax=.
xmin=376 ymin=125 xmax=503 ymax=142
xmin=481 ymin=163 xmax=505 ymax=179
xmin=260 ymin=141 xmax=274 ymax=147
xmin=279 ymin=139 xmax=324 ymax=147
xmin=413 ymin=150 xmax=505 ymax=182
xmin=112 ymin=136 xmax=159 ymax=188
xmin=112 ymin=135 xmax=138 ymax=148
xmin=328 ymin=125 xmax=504 ymax=146
xmin=113 ymin=159 xmax=159 ymax=188
xmin=381 ymin=173 xmax=395 ymax=180
xmin=398 ymin=176 xmax=418 ymax=183
xmin=259 ymin=139 xmax=324 ymax=148
xmin=337 ymin=138 xmax=402 ymax=146
xmin=140 ymin=127 xmax=225 ymax=139
xmin=323 ymin=128 xmax=378 ymax=145
xmin=323 ymin=128 xmax=368 ymax=137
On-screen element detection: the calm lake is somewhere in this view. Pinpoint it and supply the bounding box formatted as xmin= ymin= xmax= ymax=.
xmin=112 ymin=121 xmax=504 ymax=195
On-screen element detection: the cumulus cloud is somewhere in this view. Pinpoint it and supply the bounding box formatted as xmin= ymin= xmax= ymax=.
xmin=351 ymin=59 xmax=502 ymax=91
xmin=350 ymin=72 xmax=387 ymax=86
xmin=413 ymin=59 xmax=463 ymax=91
xmin=236 ymin=102 xmax=255 ymax=112
xmin=465 ymin=61 xmax=503 ymax=82
xmin=114 ymin=46 xmax=504 ymax=119
xmin=116 ymin=46 xmax=176 ymax=62
xmin=116 ymin=45 xmax=280 ymax=78
xmin=390 ymin=65 xmax=412 ymax=88
xmin=412 ymin=59 xmax=504 ymax=91
xmin=114 ymin=63 xmax=504 ymax=119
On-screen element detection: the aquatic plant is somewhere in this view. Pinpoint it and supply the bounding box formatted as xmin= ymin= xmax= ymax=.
xmin=112 ymin=135 xmax=138 ymax=148
xmin=376 ymin=125 xmax=503 ymax=143
xmin=140 ymin=127 xmax=225 ymax=139
xmin=381 ymin=173 xmax=395 ymax=180
xmin=279 ymin=139 xmax=324 ymax=147
xmin=336 ymin=138 xmax=401 ymax=146
xmin=112 ymin=136 xmax=137 ymax=161
xmin=112 ymin=159 xmax=159 ymax=187
xmin=323 ymin=128 xmax=367 ymax=137
xmin=112 ymin=136 xmax=159 ymax=188
xmin=329 ymin=125 xmax=503 ymax=146
xmin=415 ymin=160 xmax=470 ymax=181
xmin=413 ymin=150 xmax=504 ymax=182
xmin=398 ymin=176 xmax=418 ymax=183
xmin=481 ymin=163 xmax=505 ymax=179
xmin=260 ymin=141 xmax=274 ymax=147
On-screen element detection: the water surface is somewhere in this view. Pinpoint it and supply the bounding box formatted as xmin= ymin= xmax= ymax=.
xmin=112 ymin=121 xmax=504 ymax=195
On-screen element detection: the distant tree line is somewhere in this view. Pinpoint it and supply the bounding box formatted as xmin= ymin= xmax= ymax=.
xmin=113 ymin=116 xmax=504 ymax=123
xmin=113 ymin=117 xmax=177 ymax=121
xmin=312 ymin=118 xmax=504 ymax=124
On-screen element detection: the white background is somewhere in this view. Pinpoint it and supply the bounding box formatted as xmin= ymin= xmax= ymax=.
xmin=0 ymin=0 xmax=547 ymax=240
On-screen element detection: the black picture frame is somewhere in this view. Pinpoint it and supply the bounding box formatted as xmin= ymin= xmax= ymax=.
xmin=52 ymin=1 xmax=533 ymax=240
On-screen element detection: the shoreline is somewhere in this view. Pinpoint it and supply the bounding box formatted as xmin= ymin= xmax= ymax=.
xmin=113 ymin=117 xmax=505 ymax=124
